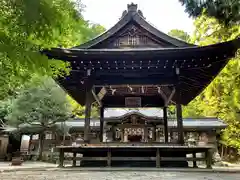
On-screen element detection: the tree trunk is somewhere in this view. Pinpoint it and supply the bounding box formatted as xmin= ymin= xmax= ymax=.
xmin=61 ymin=133 xmax=66 ymax=145
xmin=55 ymin=132 xmax=60 ymax=146
xmin=38 ymin=133 xmax=45 ymax=161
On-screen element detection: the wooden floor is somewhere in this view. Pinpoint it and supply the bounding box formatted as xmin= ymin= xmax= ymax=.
xmin=56 ymin=143 xmax=214 ymax=168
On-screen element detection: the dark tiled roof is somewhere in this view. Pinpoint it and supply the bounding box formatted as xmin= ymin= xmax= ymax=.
xmin=63 ymin=117 xmax=226 ymax=129
xmin=104 ymin=109 xmax=162 ymax=118
xmin=167 ymin=118 xmax=226 ymax=128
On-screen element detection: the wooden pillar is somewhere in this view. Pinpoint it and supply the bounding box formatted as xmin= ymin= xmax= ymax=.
xmin=176 ymin=103 xmax=184 ymax=144
xmin=84 ymin=93 xmax=92 ymax=142
xmin=175 ymin=67 xmax=184 ymax=145
xmin=111 ymin=126 xmax=116 ymax=142
xmin=107 ymin=149 xmax=111 ymax=167
xmin=169 ymin=131 xmax=173 ymax=142
xmin=156 ymin=148 xmax=160 ymax=168
xmin=206 ymin=149 xmax=213 ymax=169
xmin=152 ymin=126 xmax=156 ymax=141
xmin=124 ymin=129 xmax=128 ymax=142
xmin=72 ymin=152 xmax=76 ymax=167
xmin=120 ymin=128 xmax=124 ymax=142
xmin=192 ymin=152 xmax=197 ymax=168
xmin=83 ymin=72 xmax=93 ymax=143
xmin=100 ymin=107 xmax=104 ymax=142
xmin=144 ymin=127 xmax=148 ymax=142
xmin=59 ymin=148 xmax=64 ymax=167
xmin=163 ymin=107 xmax=168 ymax=143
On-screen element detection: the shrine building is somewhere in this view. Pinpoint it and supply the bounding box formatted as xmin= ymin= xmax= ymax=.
xmin=42 ymin=3 xmax=240 ymax=168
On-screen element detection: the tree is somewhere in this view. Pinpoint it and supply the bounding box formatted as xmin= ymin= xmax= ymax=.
xmin=81 ymin=23 xmax=106 ymax=43
xmin=179 ymin=0 xmax=240 ymax=26
xmin=0 ymin=99 xmax=13 ymax=123
xmin=6 ymin=76 xmax=73 ymax=160
xmin=183 ymin=12 xmax=240 ymax=149
xmin=68 ymin=96 xmax=100 ymax=118
xmin=0 ymin=0 xmax=105 ymax=100
xmin=168 ymin=29 xmax=191 ymax=42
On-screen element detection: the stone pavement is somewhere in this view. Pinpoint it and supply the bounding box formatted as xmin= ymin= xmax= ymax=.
xmin=0 ymin=161 xmax=57 ymax=172
xmin=1 ymin=161 xmax=240 ymax=173
xmin=1 ymin=171 xmax=240 ymax=180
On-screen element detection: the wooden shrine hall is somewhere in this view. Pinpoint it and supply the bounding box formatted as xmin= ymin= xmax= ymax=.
xmin=43 ymin=3 xmax=240 ymax=168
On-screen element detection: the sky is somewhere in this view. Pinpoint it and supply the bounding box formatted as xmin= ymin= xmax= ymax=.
xmin=81 ymin=0 xmax=194 ymax=35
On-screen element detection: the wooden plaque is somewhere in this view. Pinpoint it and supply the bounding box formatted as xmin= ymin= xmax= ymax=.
xmin=125 ymin=97 xmax=141 ymax=107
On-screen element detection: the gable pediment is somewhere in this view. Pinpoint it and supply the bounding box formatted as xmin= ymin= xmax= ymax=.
xmin=93 ymin=24 xmax=175 ymax=49
xmin=76 ymin=3 xmax=193 ymax=49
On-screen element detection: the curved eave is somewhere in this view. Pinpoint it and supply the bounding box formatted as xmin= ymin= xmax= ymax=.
xmin=43 ymin=38 xmax=239 ymax=61
xmin=75 ymin=10 xmax=194 ymax=49
xmin=42 ymin=38 xmax=239 ymax=106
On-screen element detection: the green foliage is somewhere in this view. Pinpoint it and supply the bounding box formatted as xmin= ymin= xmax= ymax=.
xmin=81 ymin=23 xmax=106 ymax=43
xmin=4 ymin=75 xmax=73 ymax=159
xmin=179 ymin=0 xmax=240 ymax=26
xmin=0 ymin=0 xmax=105 ymax=100
xmin=68 ymin=96 xmax=99 ymax=118
xmin=0 ymin=99 xmax=13 ymax=123
xmin=6 ymin=76 xmax=72 ymax=130
xmin=183 ymin=12 xmax=240 ymax=149
xmin=168 ymin=29 xmax=191 ymax=42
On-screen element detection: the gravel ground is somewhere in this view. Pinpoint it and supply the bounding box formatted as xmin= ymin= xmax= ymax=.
xmin=1 ymin=171 xmax=240 ymax=180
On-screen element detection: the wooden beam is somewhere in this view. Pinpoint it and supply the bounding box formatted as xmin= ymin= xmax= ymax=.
xmin=160 ymin=157 xmax=205 ymax=161
xmin=94 ymin=76 xmax=176 ymax=85
xmin=65 ymin=157 xmax=157 ymax=161
xmin=157 ymin=86 xmax=167 ymax=103
xmin=97 ymin=87 xmax=107 ymax=100
xmin=92 ymin=88 xmax=102 ymax=107
xmin=165 ymin=88 xmax=175 ymax=106
xmin=111 ymin=157 xmax=156 ymax=161
xmin=65 ymin=156 xmax=206 ymax=162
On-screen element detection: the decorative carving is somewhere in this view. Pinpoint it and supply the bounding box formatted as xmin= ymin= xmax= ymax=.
xmin=125 ymin=128 xmax=143 ymax=136
xmin=131 ymin=115 xmax=137 ymax=124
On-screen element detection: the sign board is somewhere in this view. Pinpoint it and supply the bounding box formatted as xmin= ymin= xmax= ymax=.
xmin=125 ymin=97 xmax=141 ymax=107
